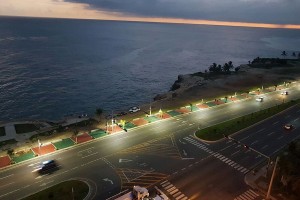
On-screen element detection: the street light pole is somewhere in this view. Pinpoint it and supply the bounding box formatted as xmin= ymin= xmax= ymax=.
xmin=266 ymin=156 xmax=279 ymax=199
xmin=111 ymin=111 xmax=114 ymax=133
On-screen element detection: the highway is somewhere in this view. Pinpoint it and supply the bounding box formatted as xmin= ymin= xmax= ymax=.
xmin=0 ymin=84 xmax=299 ymax=200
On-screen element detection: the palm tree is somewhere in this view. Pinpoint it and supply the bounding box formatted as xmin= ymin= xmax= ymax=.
xmin=217 ymin=64 xmax=222 ymax=72
xmin=73 ymin=129 xmax=79 ymax=144
xmin=228 ymin=61 xmax=234 ymax=71
xmin=209 ymin=63 xmax=217 ymax=72
xmin=222 ymin=63 xmax=229 ymax=72
xmin=281 ymin=51 xmax=287 ymax=59
xmin=274 ymin=84 xmax=278 ymax=91
xmin=292 ymin=52 xmax=296 ymax=57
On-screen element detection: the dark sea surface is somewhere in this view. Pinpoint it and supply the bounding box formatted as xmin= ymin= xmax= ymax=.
xmin=0 ymin=16 xmax=300 ymax=121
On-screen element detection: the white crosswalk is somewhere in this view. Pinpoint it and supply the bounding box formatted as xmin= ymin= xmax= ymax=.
xmin=234 ymin=189 xmax=260 ymax=200
xmin=160 ymin=180 xmax=189 ymax=200
xmin=183 ymin=136 xmax=249 ymax=174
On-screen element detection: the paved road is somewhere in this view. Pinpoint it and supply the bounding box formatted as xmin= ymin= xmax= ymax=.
xmin=0 ymin=85 xmax=299 ymax=200
xmin=158 ymin=105 xmax=300 ymax=200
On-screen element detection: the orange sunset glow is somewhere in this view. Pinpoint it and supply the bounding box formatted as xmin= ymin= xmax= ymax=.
xmin=0 ymin=0 xmax=299 ymax=29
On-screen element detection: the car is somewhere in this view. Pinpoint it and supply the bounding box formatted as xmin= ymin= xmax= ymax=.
xmin=284 ymin=124 xmax=294 ymax=130
xmin=129 ymin=106 xmax=140 ymax=113
xmin=256 ymin=97 xmax=264 ymax=102
xmin=32 ymin=160 xmax=59 ymax=175
xmin=281 ymin=91 xmax=288 ymax=95
xmin=105 ymin=114 xmax=117 ymax=119
xmin=116 ymin=111 xmax=127 ymax=116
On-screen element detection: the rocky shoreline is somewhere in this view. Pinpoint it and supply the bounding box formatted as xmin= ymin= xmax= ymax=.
xmin=151 ymin=58 xmax=300 ymax=111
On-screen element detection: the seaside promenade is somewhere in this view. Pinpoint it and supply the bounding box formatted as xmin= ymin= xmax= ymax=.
xmin=0 ymin=82 xmax=292 ymax=169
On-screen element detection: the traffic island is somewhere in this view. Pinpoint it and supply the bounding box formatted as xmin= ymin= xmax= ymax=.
xmin=195 ymin=100 xmax=299 ymax=141
xmin=21 ymin=180 xmax=89 ymax=200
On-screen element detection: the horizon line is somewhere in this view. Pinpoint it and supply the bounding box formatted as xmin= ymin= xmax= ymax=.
xmin=1 ymin=14 xmax=300 ymax=30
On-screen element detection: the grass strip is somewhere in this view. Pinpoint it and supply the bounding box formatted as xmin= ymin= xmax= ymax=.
xmin=196 ymin=100 xmax=299 ymax=141
xmin=22 ymin=180 xmax=89 ymax=200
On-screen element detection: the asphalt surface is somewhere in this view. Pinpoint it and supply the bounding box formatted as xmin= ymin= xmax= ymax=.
xmin=0 ymin=85 xmax=299 ymax=200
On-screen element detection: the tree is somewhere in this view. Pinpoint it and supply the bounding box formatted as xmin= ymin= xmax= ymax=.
xmin=292 ymin=52 xmax=296 ymax=57
xmin=95 ymin=108 xmax=103 ymax=122
xmin=209 ymin=63 xmax=217 ymax=72
xmin=274 ymin=84 xmax=278 ymax=91
xmin=73 ymin=129 xmax=79 ymax=143
xmin=281 ymin=51 xmax=287 ymax=59
xmin=228 ymin=61 xmax=234 ymax=71
xmin=298 ymin=52 xmax=300 ymax=59
xmin=222 ymin=63 xmax=230 ymax=72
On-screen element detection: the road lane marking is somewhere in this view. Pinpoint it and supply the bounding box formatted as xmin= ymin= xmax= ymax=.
xmin=293 ymin=118 xmax=299 ymax=122
xmin=0 ymin=182 xmax=15 ymax=188
xmin=165 ymin=184 xmax=173 ymax=190
xmin=81 ymin=152 xmax=98 ymax=158
xmin=272 ymin=121 xmax=279 ymax=125
xmin=277 ymin=135 xmax=284 ymax=140
xmin=0 ymin=174 xmax=14 ymax=180
xmin=176 ymin=194 xmax=185 ymax=200
xmin=267 ymin=132 xmax=275 ymax=136
xmin=256 ymin=128 xmax=265 ymax=133
xmin=262 ymin=145 xmax=268 ymax=149
xmin=0 ymin=188 xmax=20 ymax=198
xmin=250 ymin=140 xmax=258 ymax=145
xmin=231 ymin=150 xmax=240 ymax=156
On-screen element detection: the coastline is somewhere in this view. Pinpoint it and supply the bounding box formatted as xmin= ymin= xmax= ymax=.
xmin=1 ymin=58 xmax=300 ymax=154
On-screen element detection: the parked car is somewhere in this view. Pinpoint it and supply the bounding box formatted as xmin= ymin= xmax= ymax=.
xmin=129 ymin=106 xmax=140 ymax=113
xmin=281 ymin=91 xmax=288 ymax=95
xmin=283 ymin=124 xmax=294 ymax=130
xmin=256 ymin=97 xmax=264 ymax=102
xmin=116 ymin=111 xmax=127 ymax=116
xmin=105 ymin=114 xmax=117 ymax=119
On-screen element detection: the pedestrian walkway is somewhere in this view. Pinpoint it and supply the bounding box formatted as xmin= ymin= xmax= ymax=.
xmin=89 ymin=129 xmax=107 ymax=138
xmin=0 ymin=155 xmax=11 ymax=169
xmin=144 ymin=115 xmax=160 ymax=123
xmin=166 ymin=110 xmax=181 ymax=117
xmin=72 ymin=132 xmax=93 ymax=144
xmin=184 ymin=136 xmax=249 ymax=174
xmin=12 ymin=150 xmax=35 ymax=163
xmin=160 ymin=180 xmax=188 ymax=200
xmin=53 ymin=138 xmax=75 ymax=150
xmin=32 ymin=143 xmax=56 ymax=156
xmin=234 ymin=189 xmax=261 ymax=200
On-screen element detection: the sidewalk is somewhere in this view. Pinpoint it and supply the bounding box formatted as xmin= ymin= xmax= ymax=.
xmin=244 ymin=165 xmax=286 ymax=200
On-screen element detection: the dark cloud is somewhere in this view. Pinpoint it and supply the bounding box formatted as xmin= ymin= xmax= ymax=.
xmin=68 ymin=0 xmax=300 ymax=24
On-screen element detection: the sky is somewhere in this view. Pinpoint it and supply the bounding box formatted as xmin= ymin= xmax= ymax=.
xmin=0 ymin=0 xmax=300 ymax=29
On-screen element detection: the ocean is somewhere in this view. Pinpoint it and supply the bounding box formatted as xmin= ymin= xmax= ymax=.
xmin=0 ymin=16 xmax=300 ymax=121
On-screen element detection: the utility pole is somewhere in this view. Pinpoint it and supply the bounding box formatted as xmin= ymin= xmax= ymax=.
xmin=266 ymin=156 xmax=279 ymax=199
